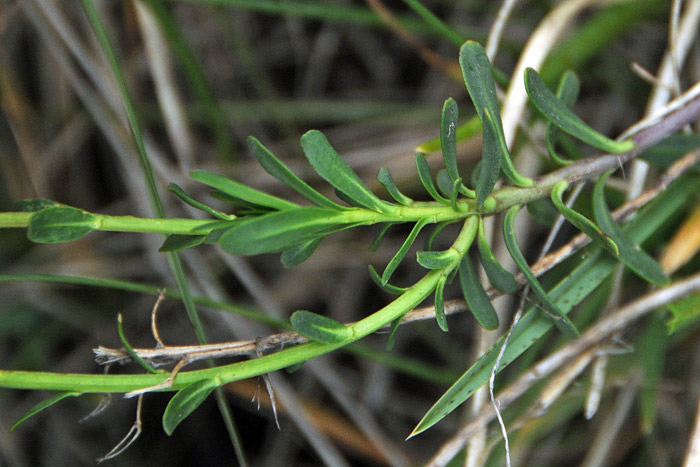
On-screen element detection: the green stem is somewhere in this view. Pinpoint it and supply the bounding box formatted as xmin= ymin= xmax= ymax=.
xmin=0 ymin=218 xmax=478 ymax=394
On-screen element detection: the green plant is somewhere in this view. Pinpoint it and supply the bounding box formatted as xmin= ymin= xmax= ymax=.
xmin=3 ymin=0 xmax=700 ymax=465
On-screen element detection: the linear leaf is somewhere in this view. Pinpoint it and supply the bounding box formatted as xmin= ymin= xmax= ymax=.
xmin=191 ymin=169 xmax=297 ymax=211
xmin=504 ymin=206 xmax=579 ymax=337
xmin=460 ymin=41 xmax=533 ymax=203
xmin=216 ymin=208 xmax=348 ymax=255
xmin=28 ymin=207 xmax=98 ymax=243
xmin=416 ymin=249 xmax=459 ymax=270
xmin=476 ymin=219 xmax=518 ymax=293
xmin=11 ymin=392 xmax=81 ymax=432
xmin=163 ymin=379 xmax=217 ymax=435
xmin=434 ymin=275 xmax=449 ymax=331
xmin=301 ymin=130 xmax=391 ymax=213
xmin=415 ymin=154 xmax=449 ymax=204
xmin=459 ymin=254 xmax=499 ymax=329
xmin=382 ymin=217 xmax=431 ymax=284
xmin=545 ymin=70 xmax=580 ymax=165
xmin=436 ymin=169 xmax=453 ymax=199
xmin=168 ymin=183 xmax=234 ymax=220
xmin=525 ymin=68 xmax=635 ymax=154
xmin=159 ymin=234 xmax=206 ymax=252
xmin=441 ymin=98 xmax=460 ymax=183
xmin=377 ymin=167 xmax=413 ymax=205
xmin=550 ymin=180 xmax=619 ymax=256
xmin=370 ymin=223 xmax=394 ymax=251
xmin=248 ymin=136 xmax=347 ymax=210
xmin=424 ymin=221 xmax=455 ymax=251
xmin=281 ymin=238 xmax=322 ymax=268
xmin=593 ymin=171 xmax=668 ymax=286
xmin=411 ymin=176 xmax=698 ymax=437
xmin=368 ymin=265 xmax=407 ymax=295
xmin=290 ymin=310 xmax=352 ymax=344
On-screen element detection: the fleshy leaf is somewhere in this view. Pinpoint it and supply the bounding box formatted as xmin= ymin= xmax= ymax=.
xmin=593 ymin=171 xmax=668 ymax=286
xmin=368 ymin=265 xmax=407 ymax=295
xmin=281 ymin=238 xmax=322 ymax=268
xmin=216 ymin=208 xmax=348 ymax=255
xmin=545 ymin=71 xmax=580 ymax=165
xmin=301 ymin=130 xmax=392 ymax=213
xmin=459 ymin=254 xmax=499 ymax=329
xmin=441 ymin=97 xmax=460 ymax=183
xmin=550 ymin=180 xmax=619 ymax=256
xmin=377 ymin=167 xmax=413 ymax=206
xmin=290 ymin=310 xmax=352 ymax=344
xmin=15 ymin=198 xmax=61 ymax=212
xmin=459 ymin=41 xmax=533 ymax=206
xmin=436 ymin=169 xmax=453 ymax=199
xmin=416 ymin=249 xmax=459 ymax=270
xmin=503 ymin=206 xmax=579 ymax=337
xmin=163 ymin=379 xmax=217 ymax=435
xmin=248 ymin=136 xmax=347 ymax=210
xmin=415 ymin=154 xmax=450 ymax=204
xmin=11 ymin=392 xmax=81 ymax=432
xmin=168 ymin=183 xmax=234 ymax=220
xmin=370 ymin=223 xmax=394 ymax=251
xmin=410 ymin=177 xmax=698 ymax=437
xmin=27 ymin=206 xmax=98 ymax=243
xmin=434 ymin=275 xmax=449 ymax=331
xmin=382 ymin=217 xmax=430 ymax=284
xmin=191 ymin=170 xmax=297 ymax=211
xmin=525 ymin=68 xmax=635 ymax=154
xmin=423 ymin=221 xmax=455 ymax=251
xmin=476 ymin=219 xmax=518 ymax=293
xmin=159 ymin=234 xmax=206 ymax=252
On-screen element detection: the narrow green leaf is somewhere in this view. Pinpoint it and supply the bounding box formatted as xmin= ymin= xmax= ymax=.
xmin=545 ymin=70 xmax=580 ymax=165
xmin=159 ymin=234 xmax=206 ymax=252
xmin=441 ymin=98 xmax=460 ymax=183
xmin=637 ymin=312 xmax=668 ymax=434
xmin=459 ymin=41 xmax=533 ymax=204
xmin=248 ymin=136 xmax=347 ymax=210
xmin=550 ymin=180 xmax=619 ymax=256
xmin=423 ymin=221 xmax=455 ymax=251
xmin=301 ymin=130 xmax=392 ymax=213
xmin=163 ymin=379 xmax=217 ymax=435
xmin=415 ymin=154 xmax=450 ymax=204
xmin=593 ymin=171 xmax=668 ymax=286
xmin=377 ymin=167 xmax=413 ymax=206
xmin=281 ymin=238 xmax=322 ymax=268
xmin=434 ymin=275 xmax=449 ymax=331
xmin=117 ymin=313 xmax=162 ymax=374
xmin=11 ymin=392 xmax=81 ymax=432
xmin=370 ymin=223 xmax=394 ymax=251
xmin=525 ymin=68 xmax=635 ymax=154
xmin=385 ymin=317 xmax=403 ymax=351
xmin=436 ymin=169 xmax=453 ymax=199
xmin=411 ymin=177 xmax=698 ymax=437
xmin=191 ymin=169 xmax=298 ymax=211
xmin=459 ymin=254 xmax=499 ymax=330
xmin=484 ymin=109 xmax=534 ymax=189
xmin=168 ymin=183 xmax=234 ymax=220
xmin=382 ymin=217 xmax=431 ymax=284
xmin=416 ymin=249 xmax=458 ymax=270
xmin=27 ymin=207 xmax=98 ymax=243
xmin=476 ymin=219 xmax=518 ymax=293
xmin=290 ymin=310 xmax=352 ymax=344
xmin=503 ymin=206 xmax=580 ymax=337
xmin=475 ymin=108 xmax=503 ymax=207
xmin=15 ymin=198 xmax=60 ymax=212
xmin=217 ymin=208 xmax=349 ymax=256
xmin=368 ymin=265 xmax=407 ymax=295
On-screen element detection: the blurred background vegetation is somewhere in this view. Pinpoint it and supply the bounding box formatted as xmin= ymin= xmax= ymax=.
xmin=2 ymin=0 xmax=698 ymax=466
